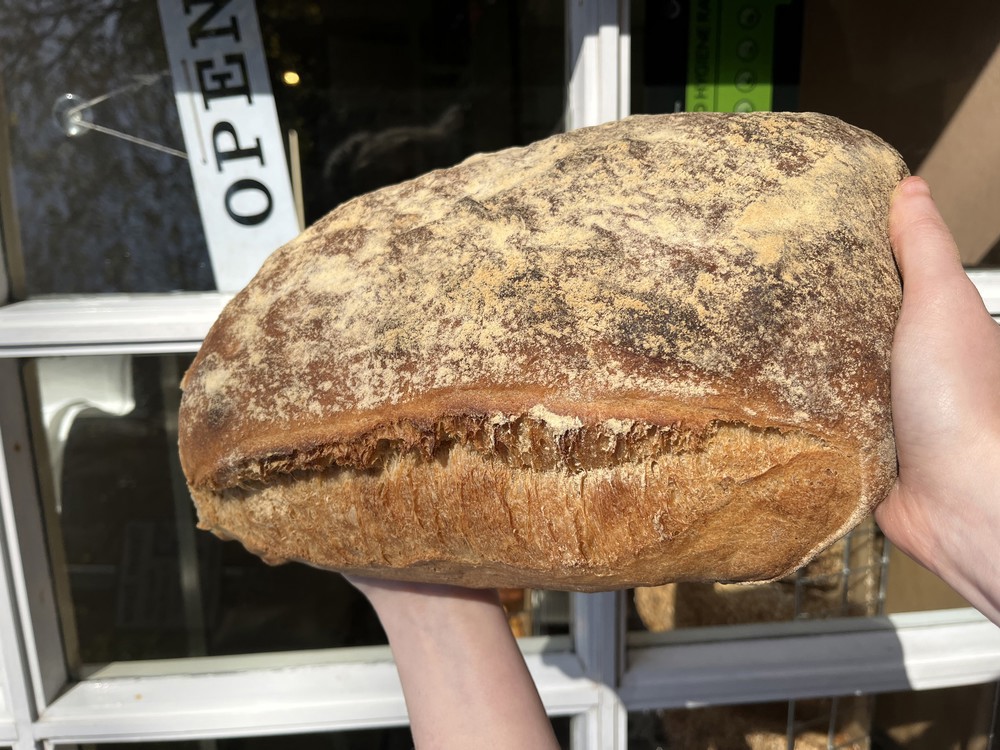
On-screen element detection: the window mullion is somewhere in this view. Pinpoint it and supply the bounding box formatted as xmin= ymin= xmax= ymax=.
xmin=0 ymin=365 xmax=62 ymax=747
xmin=620 ymin=609 xmax=1000 ymax=711
xmin=565 ymin=0 xmax=630 ymax=130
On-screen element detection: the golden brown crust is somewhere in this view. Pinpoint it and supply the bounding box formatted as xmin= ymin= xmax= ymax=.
xmin=192 ymin=420 xmax=867 ymax=591
xmin=179 ymin=112 xmax=906 ymax=590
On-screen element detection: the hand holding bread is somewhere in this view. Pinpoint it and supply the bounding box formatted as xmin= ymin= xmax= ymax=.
xmin=875 ymin=177 xmax=1000 ymax=626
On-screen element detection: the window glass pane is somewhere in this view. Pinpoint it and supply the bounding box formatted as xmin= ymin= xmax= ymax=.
xmin=36 ymin=354 xmax=382 ymax=664
xmin=629 ymin=0 xmax=1000 ymax=268
xmin=0 ymin=1 xmax=565 ymax=295
xmin=629 ymin=682 xmax=1000 ymax=749
xmin=630 ymin=697 xmax=875 ymax=749
xmin=873 ymin=681 xmax=999 ymax=750
xmin=628 ymin=519 xmax=886 ymax=635
xmin=259 ymin=0 xmax=565 ymax=225
xmin=627 ymin=0 xmax=988 ymax=631
xmin=881 ymin=540 xmax=973 ymax=615
xmin=0 ymin=1 xmax=210 ymax=295
xmin=29 ymin=354 xmax=566 ymax=668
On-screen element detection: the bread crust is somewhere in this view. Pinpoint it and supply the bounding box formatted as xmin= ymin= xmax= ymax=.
xmin=179 ymin=112 xmax=906 ymax=590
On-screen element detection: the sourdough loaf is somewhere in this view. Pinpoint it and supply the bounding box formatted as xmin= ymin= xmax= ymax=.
xmin=178 ymin=112 xmax=906 ymax=591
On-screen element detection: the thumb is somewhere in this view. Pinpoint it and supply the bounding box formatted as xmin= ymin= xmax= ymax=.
xmin=889 ymin=176 xmax=965 ymax=290
xmin=889 ymin=176 xmax=993 ymax=326
xmin=887 ymin=175 xmax=1000 ymax=446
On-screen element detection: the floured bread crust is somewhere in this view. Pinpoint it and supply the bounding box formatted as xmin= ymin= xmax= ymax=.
xmin=179 ymin=112 xmax=906 ymax=590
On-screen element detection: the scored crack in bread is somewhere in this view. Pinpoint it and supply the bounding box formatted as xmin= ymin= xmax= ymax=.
xmin=178 ymin=111 xmax=907 ymax=591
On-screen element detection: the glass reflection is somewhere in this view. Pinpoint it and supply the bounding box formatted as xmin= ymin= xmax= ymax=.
xmin=0 ymin=0 xmax=565 ymax=294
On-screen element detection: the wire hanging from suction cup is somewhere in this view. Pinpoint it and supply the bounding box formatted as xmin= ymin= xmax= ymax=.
xmin=52 ymin=72 xmax=188 ymax=159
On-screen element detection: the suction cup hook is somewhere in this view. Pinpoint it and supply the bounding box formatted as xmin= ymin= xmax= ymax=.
xmin=53 ymin=93 xmax=92 ymax=137
xmin=49 ymin=74 xmax=187 ymax=159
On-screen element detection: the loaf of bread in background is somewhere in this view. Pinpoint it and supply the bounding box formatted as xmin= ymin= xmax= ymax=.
xmin=178 ymin=112 xmax=907 ymax=592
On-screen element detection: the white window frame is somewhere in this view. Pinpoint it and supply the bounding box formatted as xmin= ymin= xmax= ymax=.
xmin=0 ymin=3 xmax=999 ymax=749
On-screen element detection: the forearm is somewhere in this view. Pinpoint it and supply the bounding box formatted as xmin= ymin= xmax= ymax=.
xmin=363 ymin=583 xmax=560 ymax=750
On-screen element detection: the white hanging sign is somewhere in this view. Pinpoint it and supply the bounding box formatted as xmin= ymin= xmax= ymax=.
xmin=157 ymin=0 xmax=300 ymax=292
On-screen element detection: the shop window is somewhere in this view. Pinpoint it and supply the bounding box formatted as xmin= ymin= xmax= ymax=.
xmin=0 ymin=0 xmax=565 ymax=295
xmin=0 ymin=3 xmax=998 ymax=749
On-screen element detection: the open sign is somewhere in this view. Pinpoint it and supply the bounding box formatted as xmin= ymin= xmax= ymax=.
xmin=159 ymin=0 xmax=299 ymax=291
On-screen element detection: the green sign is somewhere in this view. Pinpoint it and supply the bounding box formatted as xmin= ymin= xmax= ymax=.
xmin=685 ymin=0 xmax=792 ymax=113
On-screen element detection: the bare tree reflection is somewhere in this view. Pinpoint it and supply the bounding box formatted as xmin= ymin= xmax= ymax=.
xmin=0 ymin=0 xmax=566 ymax=295
xmin=0 ymin=0 xmax=213 ymax=294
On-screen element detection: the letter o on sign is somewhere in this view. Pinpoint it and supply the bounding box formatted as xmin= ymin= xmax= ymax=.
xmin=225 ymin=179 xmax=273 ymax=226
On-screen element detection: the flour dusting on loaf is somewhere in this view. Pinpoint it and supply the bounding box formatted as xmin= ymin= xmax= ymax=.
xmin=179 ymin=112 xmax=906 ymax=591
